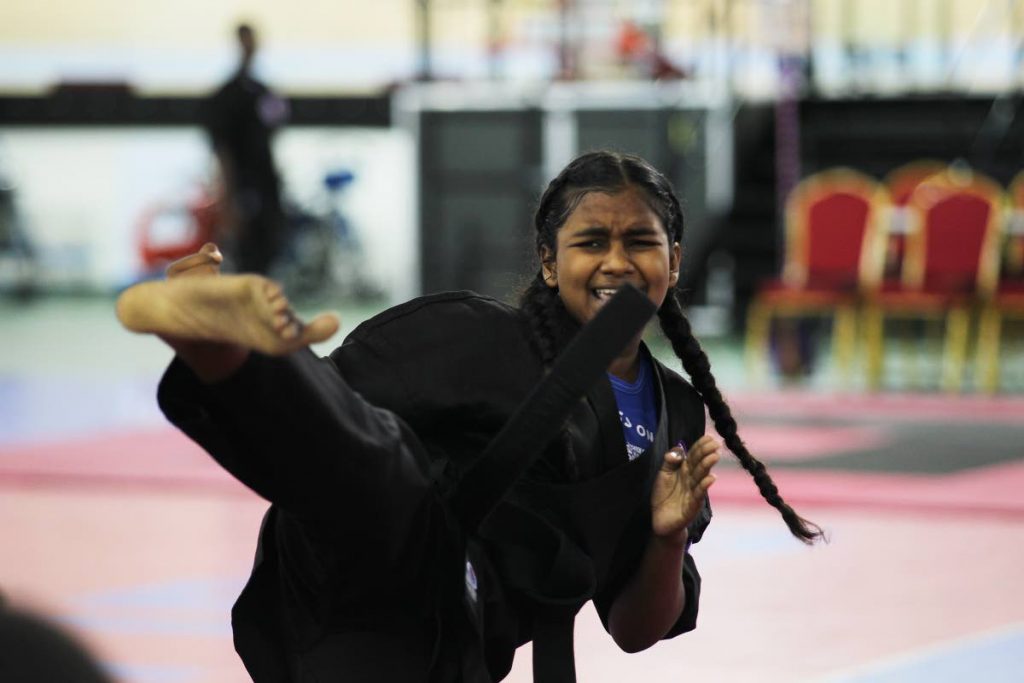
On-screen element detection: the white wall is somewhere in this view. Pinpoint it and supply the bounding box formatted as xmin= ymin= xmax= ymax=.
xmin=0 ymin=125 xmax=417 ymax=301
xmin=0 ymin=1 xmax=418 ymax=94
xmin=275 ymin=126 xmax=418 ymax=302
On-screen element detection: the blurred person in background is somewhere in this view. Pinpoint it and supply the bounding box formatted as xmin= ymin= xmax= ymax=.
xmin=203 ymin=23 xmax=289 ymax=275
xmin=0 ymin=156 xmax=38 ymax=299
xmin=115 ymin=152 xmax=823 ymax=682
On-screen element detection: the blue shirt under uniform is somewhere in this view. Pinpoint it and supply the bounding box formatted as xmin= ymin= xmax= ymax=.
xmin=608 ymin=354 xmax=658 ymax=462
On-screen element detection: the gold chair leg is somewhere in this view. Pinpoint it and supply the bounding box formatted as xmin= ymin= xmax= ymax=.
xmin=832 ymin=305 xmax=856 ymax=388
xmin=863 ymin=305 xmax=885 ymax=391
xmin=941 ymin=307 xmax=970 ymax=393
xmin=745 ymin=301 xmax=772 ymax=384
xmin=975 ymin=306 xmax=1002 ymax=394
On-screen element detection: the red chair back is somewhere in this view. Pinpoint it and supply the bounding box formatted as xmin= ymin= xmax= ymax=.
xmin=904 ymin=169 xmax=1004 ymax=295
xmin=879 ymin=161 xmax=950 ymax=277
xmin=784 ymin=169 xmax=886 ymax=290
xmin=137 ymin=188 xmax=221 ymax=270
xmin=885 ymin=160 xmax=948 ymax=207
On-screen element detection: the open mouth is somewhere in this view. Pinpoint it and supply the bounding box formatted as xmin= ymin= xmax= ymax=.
xmin=592 ymin=285 xmax=647 ymax=306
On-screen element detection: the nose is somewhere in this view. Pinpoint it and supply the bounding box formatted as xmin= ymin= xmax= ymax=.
xmin=601 ymin=242 xmax=635 ymax=275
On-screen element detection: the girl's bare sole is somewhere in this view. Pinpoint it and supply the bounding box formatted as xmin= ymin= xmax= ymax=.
xmin=116 ymin=275 xmax=339 ymax=356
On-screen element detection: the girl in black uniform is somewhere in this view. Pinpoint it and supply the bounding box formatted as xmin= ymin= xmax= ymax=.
xmin=117 ymin=151 xmax=823 ymax=682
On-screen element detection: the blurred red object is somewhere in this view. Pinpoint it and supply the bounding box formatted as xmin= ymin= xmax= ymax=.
xmin=976 ymin=169 xmax=1024 ymax=392
xmin=864 ymin=166 xmax=1005 ymax=391
xmin=136 ymin=186 xmax=221 ymax=271
xmin=882 ymin=160 xmax=949 ymax=278
xmin=745 ymin=168 xmax=889 ymax=384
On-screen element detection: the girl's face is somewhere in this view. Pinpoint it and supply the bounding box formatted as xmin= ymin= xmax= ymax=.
xmin=541 ymin=186 xmax=680 ymax=326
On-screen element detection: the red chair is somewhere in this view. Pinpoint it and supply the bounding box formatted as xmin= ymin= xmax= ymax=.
xmin=883 ymin=160 xmax=948 ymax=278
xmin=975 ymin=170 xmax=1024 ymax=392
xmin=885 ymin=160 xmax=949 ymax=207
xmin=745 ymin=168 xmax=889 ymax=384
xmin=137 ymin=185 xmax=221 ymax=272
xmin=863 ymin=166 xmax=1004 ymax=391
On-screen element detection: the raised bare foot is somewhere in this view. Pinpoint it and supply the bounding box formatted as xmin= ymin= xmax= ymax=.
xmin=116 ymin=274 xmax=339 ymax=356
xmin=167 ymin=242 xmax=224 ymax=279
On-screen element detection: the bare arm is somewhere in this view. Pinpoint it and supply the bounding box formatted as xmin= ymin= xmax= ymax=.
xmin=607 ymin=435 xmax=720 ymax=652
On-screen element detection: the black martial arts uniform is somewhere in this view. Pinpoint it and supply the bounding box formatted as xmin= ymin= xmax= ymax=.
xmin=158 ymin=291 xmax=712 ymax=682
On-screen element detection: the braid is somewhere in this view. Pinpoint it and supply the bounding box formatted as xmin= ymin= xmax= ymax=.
xmin=523 ymin=150 xmax=823 ymax=541
xmin=519 ymin=273 xmax=581 ymax=480
xmin=658 ymin=290 xmax=826 ymax=544
xmin=519 ymin=275 xmax=561 ymax=366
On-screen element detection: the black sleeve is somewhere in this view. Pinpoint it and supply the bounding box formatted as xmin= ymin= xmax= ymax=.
xmin=590 ymin=371 xmax=712 ymax=640
xmin=157 ymin=348 xmax=432 ymax=521
xmin=661 ymin=382 xmax=710 ymax=636
xmin=590 ymin=547 xmax=703 ymax=641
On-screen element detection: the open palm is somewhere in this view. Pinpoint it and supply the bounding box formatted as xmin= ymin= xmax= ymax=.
xmin=650 ymin=435 xmax=720 ymax=543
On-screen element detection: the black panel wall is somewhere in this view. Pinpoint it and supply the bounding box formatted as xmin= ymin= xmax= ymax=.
xmin=417 ymin=106 xmax=715 ymax=303
xmin=418 ymin=110 xmax=544 ymax=300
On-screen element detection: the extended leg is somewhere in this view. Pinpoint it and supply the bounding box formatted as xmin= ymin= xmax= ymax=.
xmin=117 ymin=274 xmax=339 ymax=356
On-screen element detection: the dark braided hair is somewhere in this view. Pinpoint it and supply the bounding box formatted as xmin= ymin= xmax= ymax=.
xmin=520 ymin=150 xmax=825 ymax=544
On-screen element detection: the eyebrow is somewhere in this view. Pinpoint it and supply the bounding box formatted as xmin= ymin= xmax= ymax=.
xmin=569 ymin=225 xmax=662 ymax=238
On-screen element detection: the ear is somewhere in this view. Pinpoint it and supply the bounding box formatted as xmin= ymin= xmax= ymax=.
xmin=669 ymin=242 xmax=682 ymax=285
xmin=540 ymin=246 xmax=558 ymax=289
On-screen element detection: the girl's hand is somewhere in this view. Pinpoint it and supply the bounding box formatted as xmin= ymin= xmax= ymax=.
xmin=650 ymin=435 xmax=721 ymax=545
xmin=166 ymin=242 xmax=223 ymax=279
